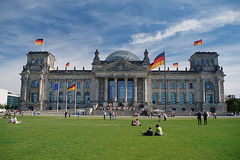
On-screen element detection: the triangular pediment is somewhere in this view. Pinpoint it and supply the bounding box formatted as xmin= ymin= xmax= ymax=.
xmin=97 ymin=60 xmax=145 ymax=72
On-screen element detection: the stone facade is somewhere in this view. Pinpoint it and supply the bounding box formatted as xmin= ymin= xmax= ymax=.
xmin=20 ymin=50 xmax=226 ymax=114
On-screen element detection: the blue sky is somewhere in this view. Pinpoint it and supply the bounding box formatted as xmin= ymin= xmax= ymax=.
xmin=0 ymin=0 xmax=240 ymax=97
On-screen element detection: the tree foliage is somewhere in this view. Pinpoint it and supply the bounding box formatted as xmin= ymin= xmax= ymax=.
xmin=225 ymin=98 xmax=240 ymax=113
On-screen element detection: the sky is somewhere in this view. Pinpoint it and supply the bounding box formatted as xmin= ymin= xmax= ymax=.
xmin=0 ymin=0 xmax=240 ymax=97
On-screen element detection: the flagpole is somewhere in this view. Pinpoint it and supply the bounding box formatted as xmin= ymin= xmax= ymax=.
xmin=42 ymin=38 xmax=45 ymax=51
xmin=66 ymin=83 xmax=68 ymax=111
xmin=74 ymin=85 xmax=76 ymax=116
xmin=57 ymin=81 xmax=59 ymax=116
xmin=164 ymin=51 xmax=167 ymax=113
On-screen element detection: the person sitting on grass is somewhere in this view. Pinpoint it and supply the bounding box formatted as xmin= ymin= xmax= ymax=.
xmin=155 ymin=124 xmax=164 ymax=136
xmin=141 ymin=127 xmax=153 ymax=136
xmin=131 ymin=120 xmax=136 ymax=126
xmin=132 ymin=119 xmax=141 ymax=126
xmin=135 ymin=119 xmax=141 ymax=126
xmin=8 ymin=117 xmax=13 ymax=124
xmin=13 ymin=116 xmax=21 ymax=124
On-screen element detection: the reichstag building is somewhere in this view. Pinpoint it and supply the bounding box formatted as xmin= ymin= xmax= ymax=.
xmin=20 ymin=49 xmax=226 ymax=114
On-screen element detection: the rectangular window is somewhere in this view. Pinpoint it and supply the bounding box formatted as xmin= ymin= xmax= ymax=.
xmin=180 ymin=93 xmax=185 ymax=104
xmin=171 ymin=83 xmax=175 ymax=89
xmin=206 ymin=59 xmax=209 ymax=65
xmin=152 ymin=93 xmax=158 ymax=104
xmin=153 ymin=82 xmax=157 ymax=89
xmin=172 ymin=108 xmax=176 ymax=111
xmin=68 ymin=82 xmax=72 ymax=88
xmin=207 ymin=94 xmax=213 ymax=103
xmin=60 ymin=82 xmax=63 ymax=88
xmin=210 ymin=59 xmax=214 ymax=66
xmin=182 ymin=108 xmax=185 ymax=111
xmin=31 ymin=93 xmax=38 ymax=103
xmin=189 ymin=93 xmax=194 ymax=104
xmin=86 ymin=82 xmax=90 ymax=88
xmin=161 ymin=83 xmax=166 ymax=89
xmin=77 ymin=82 xmax=81 ymax=88
xmin=171 ymin=93 xmax=176 ymax=104
xmin=161 ymin=93 xmax=166 ymax=104
xmin=191 ymin=108 xmax=194 ymax=112
xmin=201 ymin=59 xmax=204 ymax=65
xmin=180 ymin=83 xmax=184 ymax=89
xmin=108 ymin=80 xmax=114 ymax=101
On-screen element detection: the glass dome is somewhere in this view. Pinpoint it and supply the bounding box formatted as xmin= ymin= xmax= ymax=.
xmin=105 ymin=50 xmax=140 ymax=61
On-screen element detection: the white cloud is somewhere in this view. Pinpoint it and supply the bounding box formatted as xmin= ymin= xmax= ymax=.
xmin=131 ymin=10 xmax=240 ymax=44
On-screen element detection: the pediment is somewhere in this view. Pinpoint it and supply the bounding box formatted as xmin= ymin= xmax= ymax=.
xmin=97 ymin=60 xmax=145 ymax=72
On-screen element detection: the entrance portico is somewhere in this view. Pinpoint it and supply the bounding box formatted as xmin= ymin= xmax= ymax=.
xmin=101 ymin=76 xmax=143 ymax=107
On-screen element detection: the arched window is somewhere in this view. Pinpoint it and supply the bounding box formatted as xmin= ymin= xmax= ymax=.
xmin=189 ymin=93 xmax=194 ymax=104
xmin=68 ymin=91 xmax=73 ymax=103
xmin=171 ymin=93 xmax=176 ymax=104
xmin=180 ymin=93 xmax=185 ymax=104
xmin=76 ymin=92 xmax=81 ymax=104
xmin=59 ymin=92 xmax=63 ymax=103
xmin=205 ymin=82 xmax=213 ymax=89
xmin=85 ymin=92 xmax=90 ymax=103
xmin=161 ymin=93 xmax=166 ymax=104
xmin=152 ymin=93 xmax=158 ymax=104
xmin=50 ymin=92 xmax=55 ymax=102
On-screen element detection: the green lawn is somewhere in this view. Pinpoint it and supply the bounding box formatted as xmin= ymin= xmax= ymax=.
xmin=0 ymin=116 xmax=240 ymax=160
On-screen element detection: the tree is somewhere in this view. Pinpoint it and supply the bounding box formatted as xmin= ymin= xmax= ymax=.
xmin=0 ymin=104 xmax=8 ymax=109
xmin=225 ymin=98 xmax=240 ymax=113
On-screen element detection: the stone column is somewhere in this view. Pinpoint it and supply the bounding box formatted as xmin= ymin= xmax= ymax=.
xmin=22 ymin=76 xmax=28 ymax=102
xmin=220 ymin=80 xmax=224 ymax=103
xmin=124 ymin=77 xmax=128 ymax=106
xmin=103 ymin=77 xmax=108 ymax=107
xmin=158 ymin=80 xmax=162 ymax=104
xmin=39 ymin=75 xmax=43 ymax=111
xmin=144 ymin=77 xmax=148 ymax=105
xmin=133 ymin=77 xmax=138 ymax=106
xmin=185 ymin=80 xmax=189 ymax=103
xmin=176 ymin=81 xmax=180 ymax=104
xmin=202 ymin=81 xmax=205 ymax=103
xmin=217 ymin=79 xmax=221 ymax=103
xmin=65 ymin=80 xmax=68 ymax=111
xmin=80 ymin=79 xmax=84 ymax=102
xmin=167 ymin=81 xmax=170 ymax=104
xmin=95 ymin=78 xmax=99 ymax=102
xmin=113 ymin=77 xmax=118 ymax=106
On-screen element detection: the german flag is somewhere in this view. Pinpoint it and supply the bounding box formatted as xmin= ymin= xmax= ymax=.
xmin=149 ymin=52 xmax=165 ymax=70
xmin=66 ymin=62 xmax=70 ymax=67
xmin=67 ymin=84 xmax=76 ymax=91
xmin=35 ymin=39 xmax=44 ymax=45
xmin=194 ymin=39 xmax=202 ymax=46
xmin=173 ymin=63 xmax=178 ymax=67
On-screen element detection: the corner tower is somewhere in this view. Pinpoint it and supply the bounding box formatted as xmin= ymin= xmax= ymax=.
xmin=20 ymin=51 xmax=56 ymax=111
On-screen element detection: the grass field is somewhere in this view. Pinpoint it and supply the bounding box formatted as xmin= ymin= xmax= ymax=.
xmin=0 ymin=116 xmax=240 ymax=160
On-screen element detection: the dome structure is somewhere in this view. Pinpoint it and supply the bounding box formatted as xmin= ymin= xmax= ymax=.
xmin=105 ymin=50 xmax=140 ymax=62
